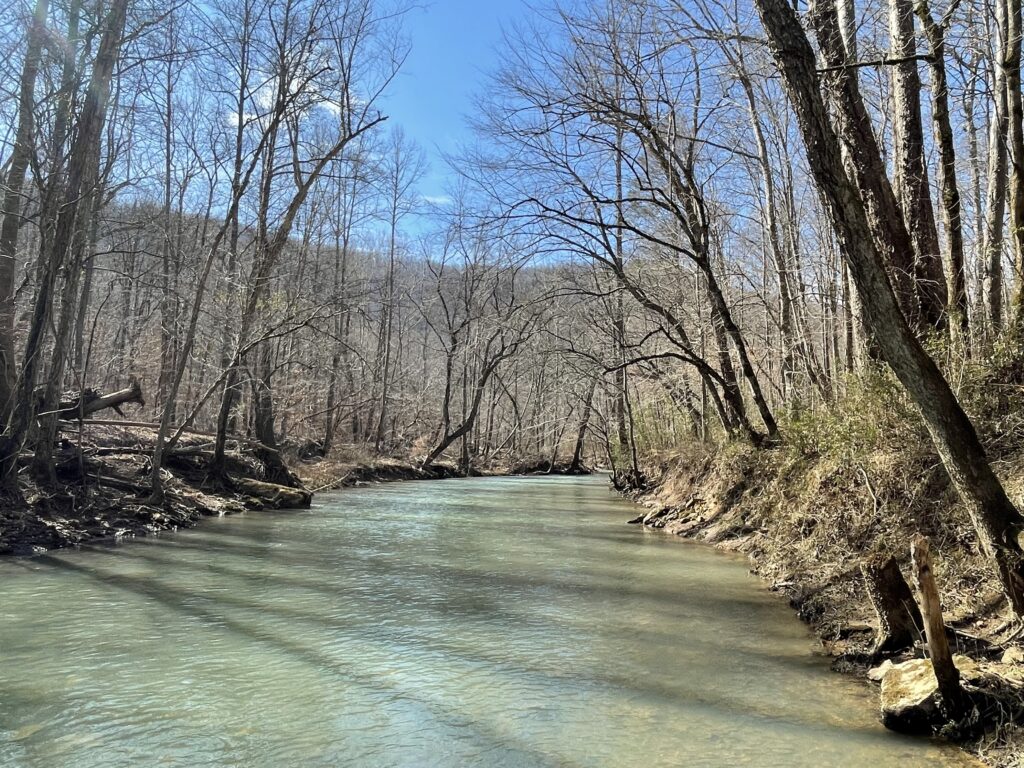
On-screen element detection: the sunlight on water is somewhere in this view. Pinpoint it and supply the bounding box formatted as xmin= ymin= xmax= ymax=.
xmin=0 ymin=476 xmax=972 ymax=767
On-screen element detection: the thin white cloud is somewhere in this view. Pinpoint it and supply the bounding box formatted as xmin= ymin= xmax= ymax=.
xmin=421 ymin=194 xmax=453 ymax=205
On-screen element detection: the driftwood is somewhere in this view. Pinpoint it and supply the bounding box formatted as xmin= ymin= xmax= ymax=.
xmin=85 ymin=473 xmax=151 ymax=494
xmin=90 ymin=444 xmax=215 ymax=458
xmin=910 ymin=534 xmax=964 ymax=714
xmin=230 ymin=476 xmax=312 ymax=509
xmin=861 ymin=554 xmax=924 ymax=655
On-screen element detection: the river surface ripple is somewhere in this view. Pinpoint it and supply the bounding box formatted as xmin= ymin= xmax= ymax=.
xmin=0 ymin=475 xmax=972 ymax=767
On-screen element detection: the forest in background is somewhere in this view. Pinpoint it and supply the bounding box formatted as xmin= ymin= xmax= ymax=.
xmin=0 ymin=0 xmax=643 ymax=497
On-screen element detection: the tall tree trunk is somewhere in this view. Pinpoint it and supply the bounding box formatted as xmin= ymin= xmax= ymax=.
xmin=755 ymin=0 xmax=1024 ymax=614
xmin=72 ymin=199 xmax=102 ymax=376
xmin=737 ymin=67 xmax=797 ymax=393
xmin=889 ymin=0 xmax=948 ymax=331
xmin=2 ymin=0 xmax=129 ymax=487
xmin=813 ymin=0 xmax=920 ymax=327
xmin=1005 ymin=0 xmax=1024 ymax=332
xmin=612 ymin=126 xmax=634 ymax=466
xmin=212 ymin=126 xmax=281 ymax=475
xmin=963 ymin=37 xmax=986 ymax=343
xmin=0 ymin=0 xmax=49 ymax=427
xmin=373 ymin=212 xmax=397 ymax=454
xmin=916 ymin=0 xmax=969 ymax=343
xmin=251 ymin=341 xmax=297 ymax=486
xmin=158 ymin=27 xmax=177 ymax=419
xmin=985 ymin=7 xmax=1010 ymax=337
xmin=33 ymin=153 xmax=103 ymax=481
xmin=836 ymin=0 xmax=871 ymax=366
xmin=842 ymin=260 xmax=856 ymax=372
xmin=633 ymin=117 xmax=778 ymax=437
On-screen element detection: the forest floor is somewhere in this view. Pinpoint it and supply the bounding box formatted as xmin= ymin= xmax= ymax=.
xmin=616 ymin=375 xmax=1024 ymax=765
xmin=0 ymin=423 xmax=590 ymax=557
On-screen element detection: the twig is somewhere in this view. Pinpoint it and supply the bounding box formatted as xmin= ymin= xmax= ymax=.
xmin=817 ymin=54 xmax=934 ymax=73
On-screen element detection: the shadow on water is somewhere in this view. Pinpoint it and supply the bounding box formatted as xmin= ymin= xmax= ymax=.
xmin=1 ymin=477 xmax=968 ymax=767
xmin=61 ymin=529 xmax=805 ymax=654
xmin=106 ymin=525 xmax=771 ymax=617
xmin=25 ymin=555 xmax=582 ymax=768
xmin=30 ymin=550 xmax=842 ymax=733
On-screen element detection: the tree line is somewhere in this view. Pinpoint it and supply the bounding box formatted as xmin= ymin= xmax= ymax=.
xmin=467 ymin=0 xmax=1024 ymax=613
xmin=0 ymin=0 xmax=651 ymax=501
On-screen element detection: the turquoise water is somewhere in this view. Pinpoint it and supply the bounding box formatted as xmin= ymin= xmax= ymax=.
xmin=0 ymin=475 xmax=969 ymax=766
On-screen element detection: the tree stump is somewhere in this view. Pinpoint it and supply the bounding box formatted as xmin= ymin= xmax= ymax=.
xmin=861 ymin=554 xmax=923 ymax=655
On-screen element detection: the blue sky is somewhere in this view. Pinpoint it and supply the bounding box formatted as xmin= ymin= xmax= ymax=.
xmin=381 ymin=0 xmax=531 ymax=208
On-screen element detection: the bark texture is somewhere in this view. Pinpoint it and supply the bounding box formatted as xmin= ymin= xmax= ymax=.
xmin=889 ymin=0 xmax=948 ymax=331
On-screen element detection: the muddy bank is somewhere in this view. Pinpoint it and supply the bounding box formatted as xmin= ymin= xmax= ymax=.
xmin=0 ymin=430 xmax=428 ymax=557
xmin=616 ymin=442 xmax=1024 ymax=766
xmin=0 ymin=424 xmax=317 ymax=556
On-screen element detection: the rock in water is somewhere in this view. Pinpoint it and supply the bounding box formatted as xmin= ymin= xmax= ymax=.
xmin=880 ymin=659 xmax=941 ymax=733
xmin=879 ymin=656 xmax=975 ymax=733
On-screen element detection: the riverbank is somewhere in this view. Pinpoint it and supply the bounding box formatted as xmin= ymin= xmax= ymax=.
xmin=0 ymin=423 xmax=591 ymax=556
xmin=0 ymin=423 xmax=313 ymax=556
xmin=617 ymin=433 xmax=1024 ymax=765
xmin=299 ymin=453 xmax=591 ymax=493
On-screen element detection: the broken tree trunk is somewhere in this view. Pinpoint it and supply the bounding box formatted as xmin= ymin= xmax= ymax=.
xmin=50 ymin=378 xmax=144 ymax=420
xmin=910 ymin=534 xmax=964 ymax=715
xmin=861 ymin=554 xmax=924 ymax=655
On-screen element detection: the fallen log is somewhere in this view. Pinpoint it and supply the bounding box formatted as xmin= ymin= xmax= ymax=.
xmin=54 ymin=419 xmax=279 ymax=454
xmin=46 ymin=378 xmax=145 ymax=420
xmin=230 ymin=476 xmax=312 ymax=509
xmin=85 ymin=473 xmax=151 ymax=494
xmin=90 ymin=444 xmax=214 ymax=457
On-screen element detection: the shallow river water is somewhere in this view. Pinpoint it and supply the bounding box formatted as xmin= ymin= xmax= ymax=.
xmin=0 ymin=475 xmax=972 ymax=767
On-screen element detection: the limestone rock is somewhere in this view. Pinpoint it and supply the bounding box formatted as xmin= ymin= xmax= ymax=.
xmin=879 ymin=656 xmax=975 ymax=733
xmin=868 ymin=659 xmax=893 ymax=682
xmin=1002 ymin=646 xmax=1024 ymax=665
